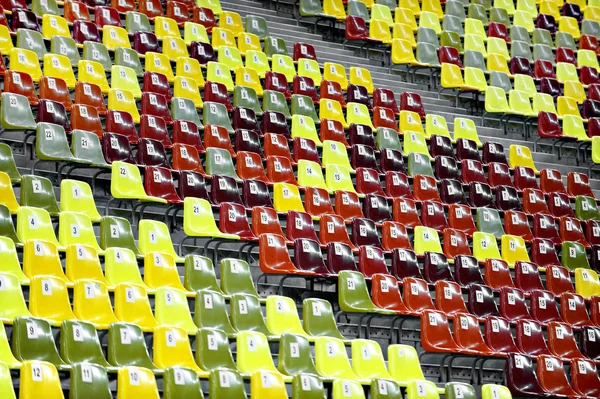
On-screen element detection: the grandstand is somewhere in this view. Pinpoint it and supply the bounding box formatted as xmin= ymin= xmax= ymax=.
xmin=0 ymin=0 xmax=600 ymax=397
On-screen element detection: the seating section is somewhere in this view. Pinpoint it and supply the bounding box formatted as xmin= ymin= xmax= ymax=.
xmin=1 ymin=0 xmax=600 ymax=397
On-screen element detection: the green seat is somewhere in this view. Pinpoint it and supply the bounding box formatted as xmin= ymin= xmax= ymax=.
xmin=100 ymin=216 xmax=140 ymax=255
xmin=263 ymin=90 xmax=291 ymax=119
xmin=220 ymin=258 xmax=261 ymax=297
xmin=440 ymin=31 xmax=463 ymax=51
xmin=299 ymin=0 xmax=326 ymax=17
xmin=82 ymin=41 xmax=112 ymax=71
xmin=303 ymin=298 xmax=346 ymax=340
xmin=562 ymin=241 xmax=590 ymax=270
xmin=36 ymin=122 xmax=85 ymax=165
xmin=208 ymin=369 xmax=247 ymax=399
xmin=108 ymin=322 xmax=159 ymax=372
xmin=12 ymin=316 xmax=66 ymax=368
xmin=445 ymin=382 xmax=477 ymax=399
xmin=50 ymin=36 xmax=80 ymax=65
xmin=196 ymin=328 xmax=239 ymax=372
xmin=194 ymin=290 xmax=237 ymax=336
xmin=115 ymin=47 xmax=143 ymax=76
xmin=582 ymin=20 xmax=600 ymax=39
xmin=446 ymin=1 xmax=466 ymax=19
xmin=407 ymin=152 xmax=434 ymax=177
xmin=184 ymin=255 xmax=222 ymax=293
xmin=416 ymin=42 xmax=440 ymax=66
xmin=472 ymin=0 xmax=492 ymax=9
xmin=292 ymin=374 xmax=326 ymax=399
xmin=205 ymin=147 xmax=241 ymax=181
xmin=490 ymin=71 xmax=512 ymax=93
xmin=468 ymin=4 xmax=489 ymax=23
xmin=278 ymin=333 xmax=319 ymax=376
xmin=490 ymin=7 xmax=510 ymax=25
xmin=575 ymin=196 xmax=600 ymax=220
xmin=376 ymin=127 xmax=402 ymax=151
xmin=264 ymin=36 xmax=288 ymax=58
xmin=171 ymin=97 xmax=202 ymax=127
xmin=164 ymin=367 xmax=204 ymax=399
xmin=372 ymin=379 xmax=403 ymax=399
xmin=338 ymin=270 xmax=394 ymax=313
xmin=348 ymin=0 xmax=370 ymax=21
xmin=0 ymin=205 xmax=20 ymax=245
xmin=511 ymin=25 xmax=531 ymax=44
xmin=417 ymin=27 xmax=439 ymax=49
xmin=204 ymin=101 xmax=234 ymax=133
xmin=125 ymin=11 xmax=152 ymax=33
xmin=511 ymin=40 xmax=533 ymax=62
xmin=230 ymin=293 xmax=273 ymax=337
xmin=60 ymin=320 xmax=111 ymax=368
xmin=476 ymin=207 xmax=505 ymax=238
xmin=378 ymin=0 xmax=397 ymax=7
xmin=33 ymin=0 xmax=59 ymax=15
xmin=555 ymin=32 xmax=577 ymax=50
xmin=71 ymin=130 xmax=109 ymax=168
xmin=246 ymin=15 xmax=269 ymax=39
xmin=1 ymin=93 xmax=37 ymax=131
xmin=533 ymin=44 xmax=554 ymax=63
xmin=70 ymin=363 xmax=112 ymax=399
xmin=291 ymin=94 xmax=319 ymax=122
xmin=234 ymin=86 xmax=262 ymax=116
xmin=16 ymin=29 xmax=46 ymax=59
xmin=464 ymin=50 xmax=487 ymax=72
xmin=443 ymin=15 xmax=464 ymax=35
xmin=533 ymin=28 xmax=553 ymax=47
xmin=20 ymin=175 xmax=60 ymax=216
xmin=0 ymin=144 xmax=21 ymax=184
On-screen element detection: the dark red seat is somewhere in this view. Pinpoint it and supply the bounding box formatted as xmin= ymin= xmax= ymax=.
xmin=537 ymin=111 xmax=562 ymax=140
xmin=482 ymin=142 xmax=507 ymax=164
xmin=210 ymin=175 xmax=242 ymax=205
xmin=484 ymin=316 xmax=518 ymax=353
xmin=556 ymin=46 xmax=576 ymax=64
xmin=326 ymin=242 xmax=358 ymax=274
xmin=391 ymin=248 xmax=421 ymax=280
xmin=373 ymin=108 xmax=397 ymax=131
xmin=356 ymin=167 xmax=384 ymax=196
xmin=178 ymin=171 xmax=210 ymax=202
xmin=358 ymin=245 xmax=388 ymax=277
xmin=514 ymin=166 xmax=539 ymax=191
xmin=440 ymin=179 xmax=464 ymax=205
xmin=137 ymin=138 xmax=169 ymax=168
xmin=548 ymin=192 xmax=574 ymax=218
xmin=488 ymin=162 xmax=513 ymax=188
xmin=438 ymin=46 xmax=462 ymax=67
xmin=140 ymin=115 xmax=172 ymax=149
xmin=506 ymin=353 xmax=547 ymax=397
xmin=559 ymin=292 xmax=592 ymax=327
xmin=559 ymin=216 xmax=589 ymax=247
xmin=455 ymin=138 xmax=481 ymax=162
xmin=434 ymin=156 xmax=459 ymax=181
xmin=539 ymin=77 xmax=561 ymax=97
xmin=173 ymin=120 xmax=203 ymax=153
xmin=363 ymin=194 xmax=391 ymax=224
xmin=346 ymin=84 xmax=370 ymax=108
xmin=580 ymin=34 xmax=599 ymax=54
xmin=580 ymin=65 xmax=600 ymax=85
xmin=500 ymin=287 xmax=531 ymax=321
xmin=583 ymin=99 xmax=600 ymax=120
xmin=264 ymin=72 xmax=291 ymax=100
xmin=515 ymin=319 xmax=550 ymax=355
xmin=461 ymin=159 xmax=486 ymax=184
xmin=510 ymin=56 xmax=531 ymax=76
xmin=453 ymin=254 xmax=483 ymax=286
xmin=94 ymin=6 xmax=122 ymax=27
xmin=295 ymin=76 xmax=320 ymax=103
xmin=192 ymin=6 xmax=215 ymax=33
xmin=531 ymin=237 xmax=561 ymax=265
xmin=189 ymin=41 xmax=216 ymax=65
xmin=430 ymin=136 xmax=454 ymax=160
xmin=293 ymin=238 xmax=330 ymax=275
xmin=385 ymin=171 xmax=413 ymax=199
xmin=232 ymin=107 xmax=259 ymax=132
xmin=351 ymin=217 xmax=381 ymax=248
xmin=293 ymin=137 xmax=320 ymax=164
xmin=495 ymin=185 xmax=521 ymax=211
xmin=1 ymin=0 xmax=26 ymax=12
xmin=380 ymin=148 xmax=405 ymax=173
xmin=144 ymin=166 xmax=182 ymax=204
xmin=351 ymin=144 xmax=379 ymax=171
xmin=468 ymin=285 xmax=500 ymax=318
xmin=534 ymin=60 xmax=556 ymax=79
xmin=530 ymin=290 xmax=562 ymax=324
xmin=488 ymin=22 xmax=509 ymax=42
xmin=38 ymin=100 xmax=71 ymax=134
xmin=399 ymin=92 xmax=425 ymax=119
xmin=141 ymin=93 xmax=172 ymax=124
xmin=536 ymin=13 xmax=556 ymax=32
xmin=293 ymin=42 xmax=317 ymax=62
xmin=102 ymin=132 xmax=136 ymax=164
xmin=133 ymin=32 xmax=160 ymax=55
xmin=143 ymin=72 xmax=172 ymax=101
xmin=373 ymin=88 xmax=399 ymax=114
xmin=345 ymin=15 xmax=372 ymax=42
xmin=567 ymin=172 xmax=594 ymax=197
xmin=262 ymin=112 xmax=290 ymax=138
xmin=242 ymin=180 xmax=273 ymax=209
xmin=12 ymin=9 xmax=39 ymax=31
xmin=235 ymin=129 xmax=261 ymax=155
xmin=286 ymin=210 xmax=320 ymax=243
xmin=423 ymin=252 xmax=452 ymax=284
xmin=219 ymin=202 xmax=256 ymax=240
xmin=421 ymin=200 xmax=448 ymax=231
xmin=562 ymin=2 xmax=582 ymax=20
xmin=204 ymin=81 xmax=233 ymax=112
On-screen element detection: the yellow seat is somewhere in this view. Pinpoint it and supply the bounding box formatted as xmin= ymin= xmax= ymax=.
xmin=404 ymin=131 xmax=431 ymax=158
xmin=17 ymin=207 xmax=61 ymax=248
xmin=73 ymin=279 xmax=118 ymax=329
xmin=197 ymin=0 xmax=222 ymax=14
xmin=514 ymin=74 xmax=537 ymax=98
xmin=238 ymin=32 xmax=262 ymax=55
xmin=314 ymin=336 xmax=363 ymax=382
xmin=326 ymin=165 xmax=356 ymax=194
xmin=237 ymin=331 xmax=288 ymax=376
xmin=0 ymin=237 xmax=28 ymax=284
xmin=218 ymin=45 xmax=243 ymax=70
xmin=219 ymin=11 xmax=244 ymax=36
xmin=464 ymin=34 xmax=487 ymax=57
xmin=10 ymin=48 xmax=42 ymax=82
xmin=484 ymin=86 xmax=511 ymax=114
xmin=487 ymin=54 xmax=511 ymax=74
xmin=102 ymin=25 xmax=130 ymax=50
xmin=110 ymin=161 xmax=167 ymax=204
xmin=0 ymin=271 xmax=32 ymax=324
xmin=540 ymin=1 xmax=560 ymax=19
xmin=105 ymin=248 xmax=148 ymax=288
xmin=508 ymin=90 xmax=537 ymax=117
xmin=23 ymin=240 xmax=67 ymax=282
xmin=117 ymin=367 xmax=160 ymax=399
xmin=0 ymin=172 xmax=18 ymax=214
xmin=351 ymin=339 xmax=393 ymax=380
xmin=501 ymin=234 xmax=530 ymax=266
xmin=273 ymin=182 xmax=305 ymax=212
xmin=245 ymin=50 xmax=270 ymax=79
xmin=323 ymin=140 xmax=353 ymax=170
xmin=585 ymin=5 xmax=600 ymax=21
xmin=400 ymin=110 xmax=425 ymax=135
xmin=250 ymin=371 xmax=289 ymax=399
xmin=370 ymin=19 xmax=392 ymax=44
xmin=207 ymin=61 xmax=235 ymax=92
xmin=323 ymin=0 xmax=347 ymax=19
xmin=144 ymin=251 xmax=188 ymax=291
xmin=482 ymin=385 xmax=513 ymax=399
xmin=517 ymin=0 xmax=538 ymax=17
xmin=575 ymin=268 xmax=600 ymax=298
xmin=163 ymin=36 xmax=189 ymax=59
xmin=65 ymin=244 xmax=107 ymax=284
xmin=153 ymin=325 xmax=208 ymax=376
xmin=406 ymin=380 xmax=441 ymax=399
xmin=389 ymin=345 xmax=441 ymax=390
xmin=145 ymin=52 xmax=175 ymax=82
xmin=20 ymin=361 xmax=63 ymax=399
xmin=78 ymin=60 xmax=110 ymax=92
xmin=465 ymin=19 xmax=487 ymax=39
xmin=298 ymin=58 xmax=322 ymax=87
xmin=533 ymin=93 xmax=558 ymax=114
xmin=413 ymin=226 xmax=443 ymax=256
xmin=425 ymin=114 xmax=450 ymax=139
xmin=212 ymin=27 xmax=236 ymax=50
xmin=487 ymin=37 xmax=510 ymax=58
xmin=513 ymin=10 xmax=535 ymax=32
xmin=418 ymin=11 xmax=441 ymax=34
xmin=0 ymin=25 xmax=13 ymax=54
xmin=113 ymin=283 xmax=159 ymax=331
xmin=111 ymin=65 xmax=142 ymax=98
xmin=346 ymin=102 xmax=373 ymax=129
xmin=42 ymin=14 xmax=69 ymax=39
xmin=422 ymin=0 xmax=444 ymax=18
xmin=558 ymin=96 xmax=582 ymax=118
xmin=43 ymin=53 xmax=76 ymax=88
xmin=578 ymin=49 xmax=600 ymax=70
xmin=473 ymin=231 xmax=502 ymax=262
xmin=395 ymin=7 xmax=418 ymax=30
xmin=324 ymin=62 xmax=348 ymax=88
xmin=235 ymin=67 xmax=263 ymax=96
xmin=372 ymin=3 xmax=394 ymax=23
xmin=183 ymin=22 xmax=209 ymax=45
xmin=176 ymin=56 xmax=205 ymax=86
xmin=155 ymin=16 xmax=181 ymax=39
xmin=271 ymin=54 xmax=296 ymax=81
xmin=399 ymin=0 xmax=421 ymax=16
xmin=174 ymin=76 xmax=203 ymax=109
xmin=562 ymin=115 xmax=590 ymax=141
xmin=265 ymin=296 xmax=308 ymax=336
xmin=559 ymin=16 xmax=581 ymax=39
xmin=509 ymin=144 xmax=539 ymax=173
xmin=557 ymin=62 xmax=580 ymax=83
xmin=29 ymin=275 xmax=76 ymax=326
xmin=138 ymin=219 xmax=183 ymax=262
xmin=393 ymin=23 xmax=416 ymax=47
xmin=108 ymin=89 xmax=140 ymax=123
xmin=495 ymin=0 xmax=516 ymax=14
xmin=564 ymin=81 xmax=586 ymax=105
xmin=0 ymin=322 xmax=21 ymax=368
xmin=182 ymin=197 xmax=238 ymax=239
xmin=440 ymin=63 xmax=479 ymax=91
xmin=297 ymin=160 xmax=328 ymax=190
xmin=154 ymin=287 xmax=198 ymax=334
xmin=349 ymin=66 xmax=374 ymax=94
xmin=292 ymin=114 xmax=322 ymax=145
xmin=58 ymin=212 xmax=102 ymax=252
xmin=391 ymin=39 xmax=419 ymax=65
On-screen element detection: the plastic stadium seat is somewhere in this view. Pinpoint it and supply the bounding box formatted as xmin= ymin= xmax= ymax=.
xmin=534 ymin=215 xmax=560 ymax=246
xmin=29 ymin=275 xmax=76 ymax=326
xmin=529 ymin=289 xmax=562 ymax=323
xmin=483 ymin=316 xmax=519 ymax=354
xmin=570 ymin=358 xmax=600 ymax=397
xmin=560 ymin=292 xmax=591 ymax=327
xmin=501 ymin=234 xmax=530 ymax=266
xmin=19 ymin=360 xmax=65 ymax=399
xmin=505 ymin=211 xmax=533 ymax=242
xmin=500 ymin=287 xmax=531 ymax=321
xmin=560 ymin=217 xmax=589 ymax=247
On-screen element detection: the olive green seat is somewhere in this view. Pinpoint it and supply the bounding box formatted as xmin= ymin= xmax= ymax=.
xmin=0 ymin=205 xmax=20 ymax=245
xmin=20 ymin=175 xmax=60 ymax=216
xmin=100 ymin=216 xmax=140 ymax=256
xmin=303 ymin=298 xmax=346 ymax=340
xmin=278 ymin=333 xmax=319 ymax=376
xmin=12 ymin=316 xmax=67 ymax=369
xmin=107 ymin=322 xmax=159 ymax=373
xmin=246 ymin=15 xmax=269 ymax=39
xmin=70 ymin=363 xmax=112 ymax=399
xmin=196 ymin=328 xmax=239 ymax=372
xmin=60 ymin=320 xmax=111 ymax=368
xmin=184 ymin=255 xmax=223 ymax=293
xmin=194 ymin=290 xmax=237 ymax=336
xmin=230 ymin=293 xmax=274 ymax=338
xmin=208 ymin=369 xmax=247 ymax=399
xmin=220 ymin=258 xmax=261 ymax=297
xmin=575 ymin=195 xmax=600 ymax=220
xmin=562 ymin=241 xmax=590 ymax=270
xmin=0 ymin=144 xmax=21 ymax=184
xmin=164 ymin=367 xmax=204 ymax=399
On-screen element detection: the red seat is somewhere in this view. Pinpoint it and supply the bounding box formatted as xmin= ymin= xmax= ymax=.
xmin=514 ymin=261 xmax=545 ymax=293
xmin=204 ymin=81 xmax=233 ymax=112
xmin=112 ymin=0 xmax=136 ymax=11
xmin=144 ymin=166 xmax=183 ymax=205
xmin=438 ymin=46 xmax=462 ymax=67
xmin=264 ymin=72 xmax=291 ymax=100
xmin=531 ymin=237 xmax=561 ymax=265
xmin=210 ymin=175 xmax=242 ymax=205
xmin=304 ymin=187 xmax=333 ymax=219
xmin=293 ymin=42 xmax=317 ymax=62
xmin=495 ymin=185 xmax=521 ymax=211
xmin=133 ymin=32 xmax=160 ymax=55
xmin=371 ymin=273 xmax=410 ymax=314
xmin=559 ymin=292 xmax=592 ymax=327
xmin=219 ymin=202 xmax=256 ymax=240
xmin=567 ymin=172 xmax=594 ymax=197
xmin=504 ymin=211 xmax=533 ymax=242
xmin=500 ymin=287 xmax=531 ymax=321
xmin=286 ymin=211 xmax=320 ymax=243
xmin=326 ymin=242 xmax=358 ymax=274
xmin=455 ymin=138 xmax=481 ymax=162
xmin=413 ymin=175 xmax=440 ymax=202
xmin=443 ymin=229 xmax=472 ymax=259
xmin=381 ymin=221 xmax=411 ymax=251
xmin=102 ymin=132 xmax=136 ymax=164
xmin=484 ymin=259 xmax=514 ymax=289
xmin=293 ymin=137 xmax=320 ymax=165
xmin=140 ymin=0 xmax=164 ymax=19
xmin=39 ymin=77 xmax=72 ymax=111
xmin=533 ymin=215 xmax=561 ymax=245
xmin=453 ymin=312 xmax=502 ymax=356
xmin=320 ymin=119 xmax=348 ymax=146
xmin=483 ymin=142 xmax=507 ymax=164
xmin=592 ymin=296 xmax=600 ymax=327
xmin=537 ymin=355 xmax=580 ymax=397
xmin=548 ymin=192 xmax=575 ymax=218
xmin=294 ymin=76 xmax=319 ymax=103
xmin=264 ymin=134 xmax=292 ymax=161
xmin=421 ymin=310 xmax=463 ymax=353
xmin=488 ymin=22 xmax=509 ymax=42
xmin=4 ymin=71 xmax=38 ymax=105
xmin=172 ymin=120 xmax=203 ymax=153
xmin=140 ymin=116 xmax=172 ymax=149
xmin=571 ymin=358 xmax=600 ymax=397
xmin=242 ymin=180 xmax=272 ymax=209
xmin=355 ymin=168 xmax=384 ymax=196
xmin=586 ymin=220 xmax=600 ymax=245
xmin=192 ymin=6 xmax=215 ymax=33
xmin=421 ymin=200 xmax=448 ymax=231
xmin=236 ymin=151 xmax=268 ymax=182
xmin=142 ymin=93 xmax=173 ymax=125
xmin=514 ymin=166 xmax=539 ymax=191
xmin=559 ymin=216 xmax=589 ymax=247
xmin=540 ymin=168 xmax=567 ymax=194
xmin=468 ymin=284 xmax=499 ymax=318
xmin=65 ymin=1 xmax=91 ymax=22
xmin=75 ymin=81 xmax=107 ymax=114
xmin=440 ymin=179 xmax=465 ymax=205
xmin=263 ymin=112 xmax=290 ymax=138
xmin=251 ymin=207 xmax=285 ymax=238
xmin=546 ymin=266 xmax=574 ymax=296
xmin=488 ymin=162 xmax=514 ymax=188
xmin=392 ymin=248 xmax=421 ymax=280
xmin=448 ymin=204 xmax=476 ymax=236
xmin=547 ymin=321 xmax=584 ymax=359
xmin=1 ymin=0 xmax=27 ymax=12
xmin=506 ymin=353 xmax=547 ymax=397
xmin=523 ymin=188 xmax=549 ymax=215
xmin=177 ymin=171 xmax=210 ymax=202
xmin=516 ymin=319 xmax=550 ymax=355
xmin=556 ymin=46 xmax=576 ymax=64
xmin=460 ymin=159 xmax=486 ymax=184
xmin=537 ymin=111 xmax=563 ymax=141
xmin=166 ymin=1 xmax=189 ymax=25
xmin=435 ymin=280 xmax=467 ymax=315
xmin=71 ymin=104 xmax=103 ymax=139
xmin=403 ymin=278 xmax=435 ymax=313
xmin=358 ymin=245 xmax=387 ymax=277
xmin=385 ymin=171 xmax=413 ymax=199
xmin=335 ymin=191 xmax=364 ymax=221
xmin=320 ymin=80 xmax=347 ymax=107
xmin=392 ymin=197 xmax=421 ymax=228
xmin=293 ymin=238 xmax=331 ymax=276
xmin=319 ymin=214 xmax=356 ymax=250
xmin=534 ymin=59 xmax=556 ymax=79
xmin=399 ymin=92 xmax=426 ymax=119
xmin=484 ymin=316 xmax=519 ymax=353
xmin=143 ymin=72 xmax=172 ymax=101
xmin=530 ymin=290 xmax=562 ymax=324
xmin=266 ymin=156 xmax=297 ymax=185
xmin=259 ymin=233 xmax=315 ymax=276
xmin=373 ymin=107 xmax=397 ymax=131
xmin=351 ymin=217 xmax=381 ymax=248
xmin=172 ymin=143 xmax=205 ymax=175
xmin=373 ymin=88 xmax=399 ymax=114
xmin=204 ymin=125 xmax=235 ymax=156
xmin=94 ymin=6 xmax=122 ymax=27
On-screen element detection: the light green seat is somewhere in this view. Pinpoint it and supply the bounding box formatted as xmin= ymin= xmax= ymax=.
xmin=82 ymin=41 xmax=112 ymax=71
xmin=171 ymin=97 xmax=202 ymax=127
xmin=245 ymin=15 xmax=269 ymax=39
xmin=533 ymin=44 xmax=555 ymax=63
xmin=205 ymin=148 xmax=241 ymax=181
xmin=263 ymin=90 xmax=291 ymax=119
xmin=1 ymin=93 xmax=37 ymax=131
xmin=36 ymin=122 xmax=85 ymax=166
xmin=50 ymin=36 xmax=80 ymax=65
xmin=533 ymin=28 xmax=553 ymax=47
xmin=407 ymin=152 xmax=434 ymax=177
xmin=376 ymin=127 xmax=402 ymax=151
xmin=464 ymin=50 xmax=487 ymax=72
xmin=468 ymin=3 xmax=489 ymax=23
xmin=234 ymin=86 xmax=262 ymax=116
xmin=511 ymin=25 xmax=531 ymax=44
xmin=476 ymin=207 xmax=505 ymax=238
xmin=490 ymin=71 xmax=512 ymax=93
xmin=115 ymin=47 xmax=143 ymax=76
xmin=443 ymin=15 xmax=464 ymax=35
xmin=556 ymin=32 xmax=577 ymax=50
xmin=16 ymin=29 xmax=46 ymax=59
xmin=71 ymin=130 xmax=109 ymax=168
